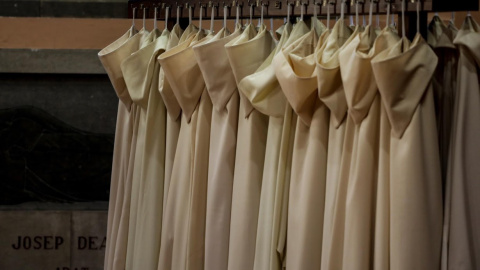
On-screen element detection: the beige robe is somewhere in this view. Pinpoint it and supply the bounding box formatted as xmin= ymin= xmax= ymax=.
xmin=239 ymin=21 xmax=310 ymax=270
xmin=372 ymin=35 xmax=442 ymax=270
xmin=120 ymin=27 xmax=170 ymax=270
xmin=443 ymin=16 xmax=480 ymax=270
xmin=157 ymin=28 xmax=213 ymax=270
xmin=192 ymin=27 xmax=241 ymax=270
xmin=225 ymin=24 xmax=273 ymax=270
xmin=315 ymin=20 xmax=356 ymax=270
xmin=121 ymin=28 xmax=158 ymax=270
xmin=428 ymin=15 xmax=459 ymax=185
xmin=274 ymin=28 xmax=330 ymax=270
xmin=338 ymin=26 xmax=399 ymax=270
xmin=98 ymin=27 xmax=146 ymax=270
xmin=158 ymin=24 xmax=183 ymax=219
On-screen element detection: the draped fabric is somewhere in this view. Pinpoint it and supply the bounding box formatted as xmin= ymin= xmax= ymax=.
xmin=274 ymin=28 xmax=328 ymax=270
xmin=315 ymin=20 xmax=356 ymax=270
xmin=158 ymin=24 xmax=183 ymax=219
xmin=428 ymin=15 xmax=459 ymax=185
xmin=157 ymin=27 xmax=214 ymax=270
xmin=339 ymin=26 xmax=399 ymax=270
xmin=225 ymin=24 xmax=272 ymax=270
xmin=121 ymin=28 xmax=169 ymax=270
xmin=241 ymin=21 xmax=309 ymax=270
xmin=98 ymin=27 xmax=145 ymax=270
xmin=443 ymin=16 xmax=480 ymax=270
xmin=99 ymin=15 xmax=479 ymax=270
xmin=372 ymin=35 xmax=443 ymax=270
xmin=193 ymin=26 xmax=241 ymax=270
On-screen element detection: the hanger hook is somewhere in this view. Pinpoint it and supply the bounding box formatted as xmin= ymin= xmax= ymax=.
xmin=132 ymin=7 xmax=137 ymax=27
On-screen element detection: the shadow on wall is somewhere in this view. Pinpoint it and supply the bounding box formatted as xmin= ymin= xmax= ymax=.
xmin=0 ymin=106 xmax=113 ymax=205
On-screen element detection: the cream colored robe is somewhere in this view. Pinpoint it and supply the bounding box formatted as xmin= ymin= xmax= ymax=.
xmin=339 ymin=26 xmax=399 ymax=270
xmin=193 ymin=27 xmax=241 ymax=270
xmin=443 ymin=16 xmax=480 ymax=270
xmin=121 ymin=28 xmax=159 ymax=270
xmin=225 ymin=24 xmax=273 ymax=270
xmin=98 ymin=27 xmax=146 ymax=270
xmin=158 ymin=24 xmax=183 ymax=219
xmin=274 ymin=28 xmax=330 ymax=270
xmin=372 ymin=35 xmax=442 ymax=270
xmin=315 ymin=20 xmax=356 ymax=270
xmin=120 ymin=27 xmax=170 ymax=270
xmin=157 ymin=28 xmax=213 ymax=270
xmin=239 ymin=21 xmax=310 ymax=270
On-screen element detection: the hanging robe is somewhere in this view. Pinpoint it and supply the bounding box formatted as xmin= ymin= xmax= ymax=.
xmin=158 ymin=24 xmax=183 ymax=219
xmin=273 ymin=28 xmax=330 ymax=270
xmin=98 ymin=27 xmax=147 ymax=270
xmin=120 ymin=27 xmax=170 ymax=270
xmin=239 ymin=21 xmax=311 ymax=270
xmin=157 ymin=28 xmax=214 ymax=270
xmin=427 ymin=15 xmax=459 ymax=186
xmin=372 ymin=34 xmax=442 ymax=270
xmin=120 ymin=28 xmax=159 ymax=270
xmin=443 ymin=16 xmax=480 ymax=270
xmin=338 ymin=26 xmax=399 ymax=270
xmin=315 ymin=20 xmax=356 ymax=270
xmin=225 ymin=24 xmax=273 ymax=270
xmin=192 ymin=26 xmax=241 ymax=270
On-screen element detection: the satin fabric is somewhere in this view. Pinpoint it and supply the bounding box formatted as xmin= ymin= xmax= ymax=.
xmin=98 ymin=27 xmax=146 ymax=270
xmin=428 ymin=15 xmax=459 ymax=186
xmin=443 ymin=16 xmax=480 ymax=270
xmin=315 ymin=20 xmax=356 ymax=270
xmin=339 ymin=26 xmax=399 ymax=270
xmin=121 ymin=27 xmax=170 ymax=270
xmin=372 ymin=34 xmax=442 ymax=270
xmin=274 ymin=28 xmax=330 ymax=270
xmin=121 ymin=28 xmax=158 ymax=270
xmin=157 ymin=27 xmax=214 ymax=270
xmin=158 ymin=24 xmax=183 ymax=219
xmin=241 ymin=21 xmax=310 ymax=270
xmin=193 ymin=26 xmax=241 ymax=270
xmin=225 ymin=24 xmax=273 ymax=270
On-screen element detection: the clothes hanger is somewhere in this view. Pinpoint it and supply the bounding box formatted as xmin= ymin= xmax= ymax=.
xmin=210 ymin=5 xmax=216 ymax=33
xmin=326 ymin=0 xmax=331 ymax=29
xmin=235 ymin=2 xmax=240 ymax=25
xmin=261 ymin=3 xmax=265 ymax=25
xmin=142 ymin=6 xmax=147 ymax=30
xmin=199 ymin=5 xmax=204 ymax=30
xmin=386 ymin=1 xmax=391 ymax=29
xmin=224 ymin=5 xmax=228 ymax=29
xmin=154 ymin=7 xmax=158 ymax=29
xmin=249 ymin=3 xmax=254 ymax=25
xmin=416 ymin=0 xmax=420 ymax=35
xmin=300 ymin=1 xmax=305 ymax=22
xmin=132 ymin=7 xmax=137 ymax=28
xmin=287 ymin=1 xmax=292 ymax=25
xmin=340 ymin=0 xmax=346 ymax=37
xmin=355 ymin=0 xmax=360 ymax=26
xmin=188 ymin=4 xmax=193 ymax=25
xmin=176 ymin=5 xmax=181 ymax=26
xmin=164 ymin=6 xmax=170 ymax=30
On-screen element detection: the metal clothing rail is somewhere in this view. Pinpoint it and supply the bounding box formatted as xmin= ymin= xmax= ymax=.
xmin=126 ymin=0 xmax=479 ymax=38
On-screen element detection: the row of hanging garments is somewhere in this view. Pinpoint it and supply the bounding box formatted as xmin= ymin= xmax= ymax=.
xmin=98 ymin=0 xmax=480 ymax=269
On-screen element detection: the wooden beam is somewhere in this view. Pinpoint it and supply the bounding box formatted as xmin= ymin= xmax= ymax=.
xmin=0 ymin=0 xmax=127 ymax=18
